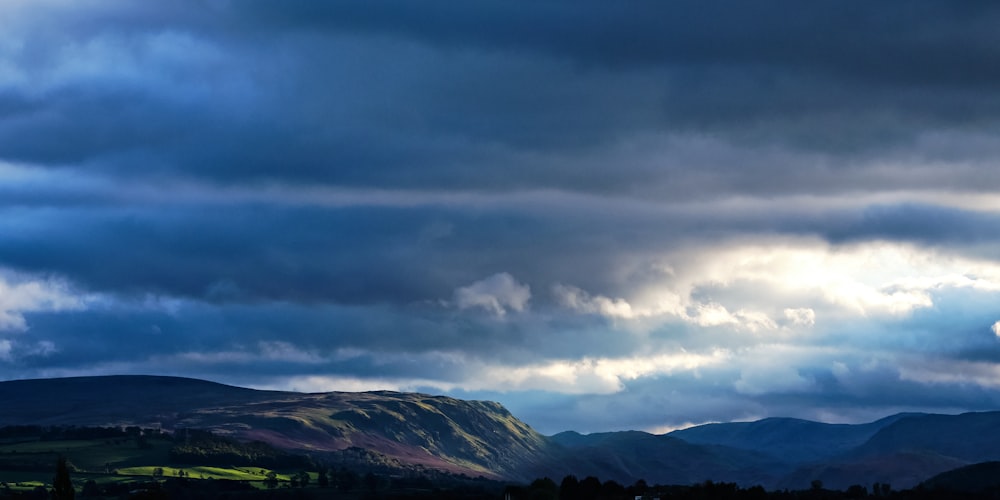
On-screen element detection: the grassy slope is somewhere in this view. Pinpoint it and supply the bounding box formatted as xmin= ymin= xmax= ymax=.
xmin=0 ymin=436 xmax=296 ymax=489
xmin=196 ymin=391 xmax=554 ymax=478
xmin=0 ymin=376 xmax=553 ymax=480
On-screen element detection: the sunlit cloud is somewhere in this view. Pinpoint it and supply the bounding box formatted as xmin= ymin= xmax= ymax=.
xmin=249 ymin=376 xmax=414 ymax=394
xmin=552 ymin=284 xmax=635 ymax=318
xmin=462 ymin=351 xmax=732 ymax=395
xmin=453 ymin=272 xmax=531 ymax=317
xmin=559 ymin=239 xmax=1000 ymax=332
xmin=783 ymin=308 xmax=816 ymax=326
xmin=0 ymin=339 xmax=58 ymax=364
xmin=0 ymin=270 xmax=89 ymax=332
xmin=214 ymin=349 xmax=734 ymax=397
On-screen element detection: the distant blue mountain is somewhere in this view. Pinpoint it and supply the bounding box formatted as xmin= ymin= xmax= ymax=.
xmin=665 ymin=412 xmax=1000 ymax=490
xmin=668 ymin=413 xmax=919 ymax=463
xmin=551 ymin=430 xmax=789 ymax=487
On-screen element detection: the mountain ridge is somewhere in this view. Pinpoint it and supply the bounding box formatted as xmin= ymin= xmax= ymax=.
xmin=4 ymin=375 xmax=1000 ymax=490
xmin=0 ymin=375 xmax=552 ymax=480
xmin=667 ymin=413 xmax=922 ymax=463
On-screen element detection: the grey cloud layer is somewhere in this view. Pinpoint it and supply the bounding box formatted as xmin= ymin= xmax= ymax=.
xmin=5 ymin=1 xmax=1000 ymax=193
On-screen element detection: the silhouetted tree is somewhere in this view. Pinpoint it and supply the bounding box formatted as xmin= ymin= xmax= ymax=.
xmin=52 ymin=456 xmax=74 ymax=500
xmin=846 ymin=484 xmax=868 ymax=498
xmin=30 ymin=486 xmax=47 ymax=500
xmin=630 ymin=478 xmax=649 ymax=496
xmin=337 ymin=468 xmax=359 ymax=492
xmin=578 ymin=476 xmax=601 ymax=500
xmin=873 ymin=482 xmax=891 ymax=497
xmin=504 ymin=485 xmax=526 ymax=500
xmin=529 ymin=477 xmax=557 ymax=500
xmin=558 ymin=475 xmax=579 ymax=500
xmin=745 ymin=484 xmax=768 ymax=500
xmin=80 ymin=480 xmax=99 ymax=498
xmin=364 ymin=472 xmax=378 ymax=494
xmin=317 ymin=468 xmax=329 ymax=488
xmin=264 ymin=471 xmax=278 ymax=489
xmin=601 ymin=479 xmax=625 ymax=499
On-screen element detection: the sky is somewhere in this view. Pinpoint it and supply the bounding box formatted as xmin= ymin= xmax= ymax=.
xmin=3 ymin=0 xmax=1000 ymax=435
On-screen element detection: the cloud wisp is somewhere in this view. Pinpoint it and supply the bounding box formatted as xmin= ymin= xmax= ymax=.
xmin=453 ymin=273 xmax=531 ymax=317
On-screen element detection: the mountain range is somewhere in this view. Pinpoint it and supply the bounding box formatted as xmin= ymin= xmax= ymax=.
xmin=3 ymin=375 xmax=1000 ymax=491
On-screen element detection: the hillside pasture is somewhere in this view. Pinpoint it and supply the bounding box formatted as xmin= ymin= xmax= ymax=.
xmin=115 ymin=465 xmax=289 ymax=482
xmin=0 ymin=435 xmax=297 ymax=490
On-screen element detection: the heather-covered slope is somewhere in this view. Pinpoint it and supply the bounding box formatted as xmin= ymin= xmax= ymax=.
xmin=0 ymin=375 xmax=552 ymax=480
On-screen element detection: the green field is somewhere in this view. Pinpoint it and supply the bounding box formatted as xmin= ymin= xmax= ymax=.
xmin=0 ymin=436 xmax=300 ymax=491
xmin=115 ymin=465 xmax=293 ymax=482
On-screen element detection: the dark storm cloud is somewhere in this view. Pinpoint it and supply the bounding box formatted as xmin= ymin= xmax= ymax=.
xmin=5 ymin=297 xmax=639 ymax=385
xmin=230 ymin=0 xmax=1000 ymax=151
xmin=4 ymin=0 xmax=1000 ymax=195
xmin=827 ymin=204 xmax=1000 ymax=245
xmin=0 ymin=188 xmax=740 ymax=304
xmin=239 ymin=1 xmax=1000 ymax=81
xmin=0 ymin=191 xmax=829 ymax=305
xmin=5 ymin=0 xmax=1000 ymax=433
xmin=0 ymin=204 xmax=479 ymax=303
xmin=0 ymin=203 xmax=504 ymax=302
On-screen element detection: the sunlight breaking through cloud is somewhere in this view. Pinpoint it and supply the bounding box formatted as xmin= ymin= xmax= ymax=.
xmin=558 ymin=239 xmax=1000 ymax=333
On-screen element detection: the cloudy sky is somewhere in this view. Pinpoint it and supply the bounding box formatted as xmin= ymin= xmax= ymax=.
xmin=3 ymin=0 xmax=1000 ymax=434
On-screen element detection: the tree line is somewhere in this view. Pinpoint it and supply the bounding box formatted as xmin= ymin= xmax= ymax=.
xmin=506 ymin=475 xmax=1000 ymax=500
xmin=168 ymin=428 xmax=312 ymax=469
